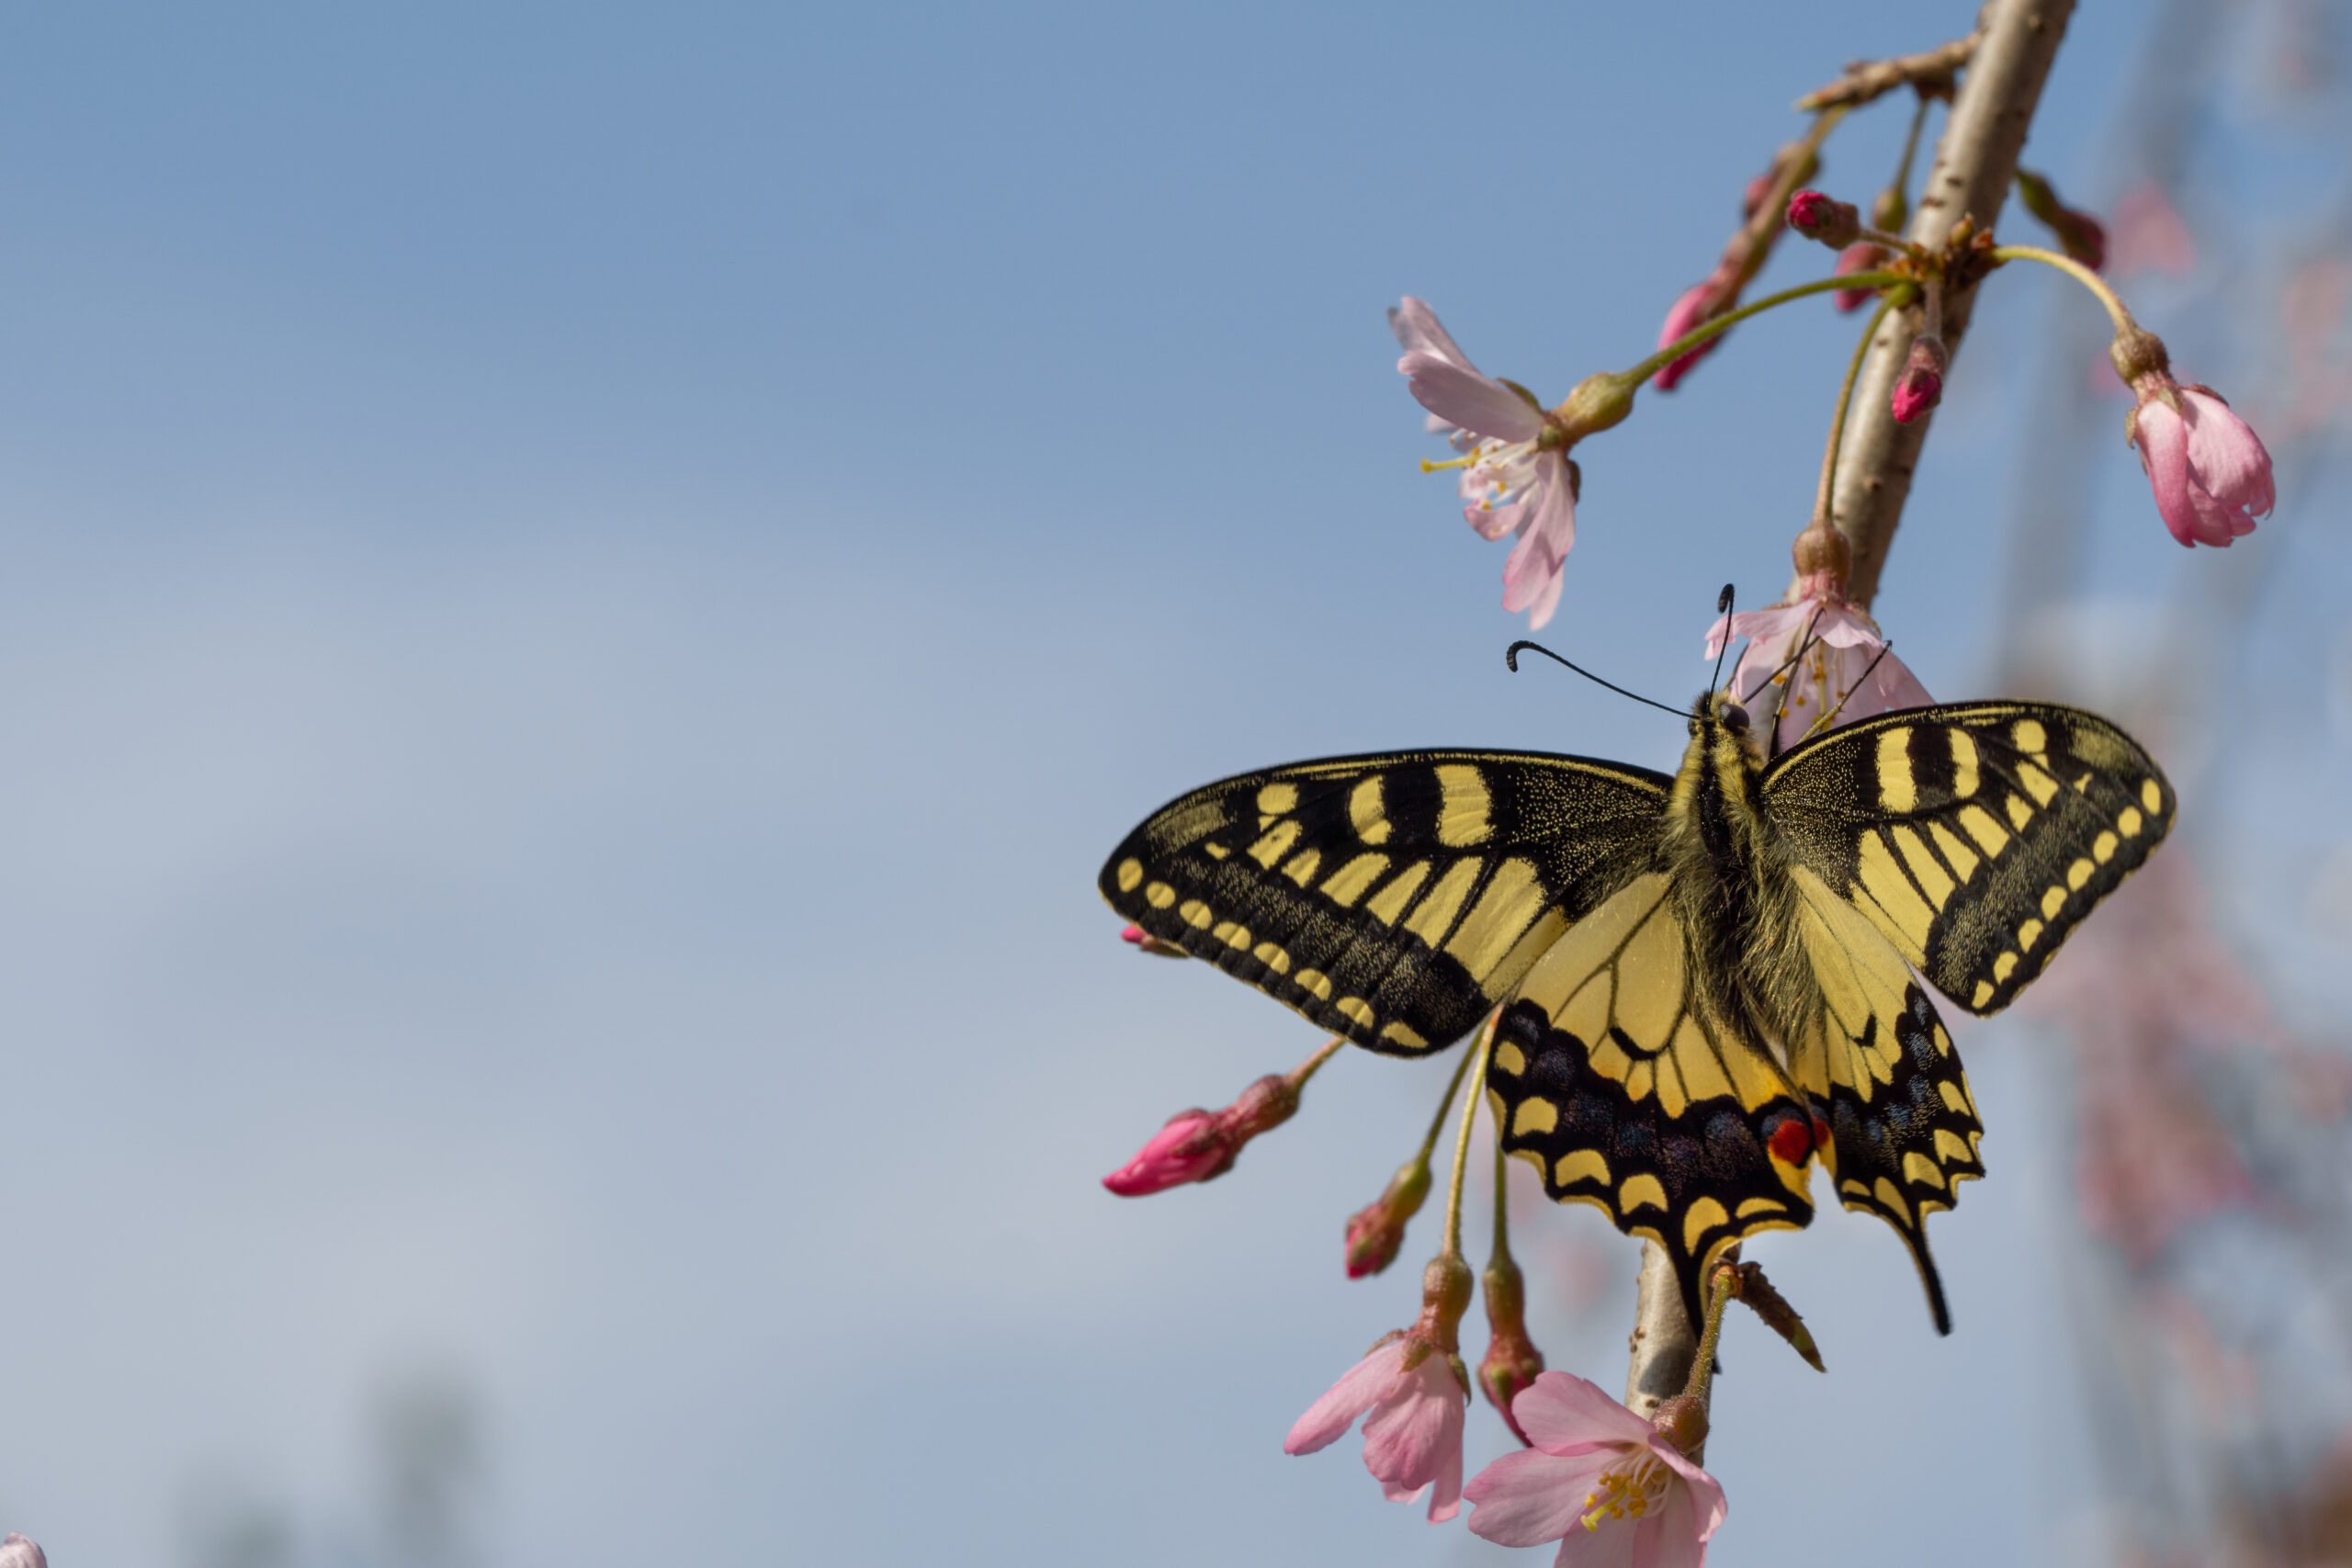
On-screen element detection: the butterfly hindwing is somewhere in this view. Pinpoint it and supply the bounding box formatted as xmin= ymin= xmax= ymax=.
xmin=1486 ymin=872 xmax=1819 ymax=1329
xmin=1101 ymin=751 xmax=1672 ymax=1055
xmin=1763 ymin=702 xmax=2175 ymax=1016
xmin=1787 ymin=867 xmax=1985 ymax=1333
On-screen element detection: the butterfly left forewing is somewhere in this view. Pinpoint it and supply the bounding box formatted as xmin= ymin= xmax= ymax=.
xmin=1101 ymin=750 xmax=1671 ymax=1056
xmin=1487 ymin=872 xmax=1820 ymax=1331
xmin=1764 ymin=701 xmax=2175 ymax=1016
xmin=1786 ymin=867 xmax=1985 ymax=1334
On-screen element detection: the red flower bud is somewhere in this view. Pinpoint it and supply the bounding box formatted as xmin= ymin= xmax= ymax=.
xmin=1832 ymin=242 xmax=1890 ymax=310
xmin=1892 ymin=334 xmax=1949 ymax=423
xmin=1786 ymin=189 xmax=1861 ymax=248
xmin=1342 ymin=1157 xmax=1432 ymax=1278
xmin=1477 ymin=1254 xmax=1546 ymax=1444
xmin=1118 ymin=922 xmax=1189 ymax=959
xmin=1100 ymin=1075 xmax=1302 ymax=1195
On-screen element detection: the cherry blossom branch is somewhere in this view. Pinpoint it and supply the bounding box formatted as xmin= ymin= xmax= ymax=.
xmin=1794 ymin=28 xmax=1980 ymax=111
xmin=1625 ymin=269 xmax=1906 ymax=388
xmin=1817 ymin=0 xmax=2080 ymax=608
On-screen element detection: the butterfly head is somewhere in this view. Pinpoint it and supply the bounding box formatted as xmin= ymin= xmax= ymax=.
xmin=1689 ymin=690 xmax=1767 ymax=770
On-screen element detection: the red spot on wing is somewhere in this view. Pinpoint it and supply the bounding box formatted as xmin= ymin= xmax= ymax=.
xmin=1769 ymin=1118 xmax=1814 ymax=1166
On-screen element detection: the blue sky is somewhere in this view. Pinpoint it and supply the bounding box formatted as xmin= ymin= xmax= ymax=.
xmin=0 ymin=2 xmax=2321 ymax=1563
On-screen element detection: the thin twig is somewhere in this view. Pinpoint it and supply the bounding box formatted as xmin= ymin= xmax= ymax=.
xmin=1795 ymin=29 xmax=1981 ymax=111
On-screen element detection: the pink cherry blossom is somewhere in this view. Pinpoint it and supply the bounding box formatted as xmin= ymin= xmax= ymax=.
xmin=1284 ymin=1336 xmax=1468 ymax=1521
xmin=1 ymin=1537 xmax=47 ymax=1568
xmin=2126 ymin=374 xmax=2274 ymax=547
xmin=1392 ymin=299 xmax=1578 ymax=629
xmin=1464 ymin=1372 xmax=1725 ymax=1568
xmin=1705 ymin=592 xmax=1932 ymax=757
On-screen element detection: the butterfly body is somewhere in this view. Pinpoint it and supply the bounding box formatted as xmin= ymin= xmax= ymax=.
xmin=1102 ymin=694 xmax=2173 ymax=1333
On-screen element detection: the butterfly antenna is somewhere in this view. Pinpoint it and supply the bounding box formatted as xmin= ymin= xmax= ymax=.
xmin=1707 ymin=582 xmax=1736 ymax=696
xmin=1798 ymin=638 xmax=1898 ymax=742
xmin=1506 ymin=641 xmax=1686 ymax=718
xmin=1749 ymin=606 xmax=1829 ymax=757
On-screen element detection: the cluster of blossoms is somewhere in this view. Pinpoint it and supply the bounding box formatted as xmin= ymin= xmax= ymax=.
xmin=1391 ymin=162 xmax=2272 ymax=636
xmin=1102 ymin=56 xmax=2278 ymax=1565
xmin=1103 ymin=1021 xmax=1757 ymax=1565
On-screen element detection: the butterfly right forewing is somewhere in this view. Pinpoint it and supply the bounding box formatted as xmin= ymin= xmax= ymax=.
xmin=1763 ymin=701 xmax=2175 ymax=1016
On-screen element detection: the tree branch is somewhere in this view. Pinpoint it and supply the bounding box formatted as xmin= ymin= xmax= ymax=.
xmin=1794 ymin=30 xmax=1980 ymax=112
xmin=1826 ymin=0 xmax=2078 ymax=609
xmin=1629 ymin=0 xmax=2080 ymax=1420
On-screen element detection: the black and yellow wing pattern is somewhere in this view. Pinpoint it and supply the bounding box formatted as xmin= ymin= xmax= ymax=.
xmin=1100 ymin=750 xmax=1669 ymax=1055
xmin=1102 ymin=699 xmax=2174 ymax=1336
xmin=1484 ymin=871 xmax=1824 ymax=1309
xmin=1765 ymin=701 xmax=2172 ymax=1328
xmin=1766 ymin=702 xmax=2175 ymax=1014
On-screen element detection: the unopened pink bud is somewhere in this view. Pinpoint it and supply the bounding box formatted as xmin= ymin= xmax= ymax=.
xmin=1832 ymin=243 xmax=1890 ymax=310
xmin=2016 ymin=167 xmax=2108 ymax=271
xmin=1102 ymin=1109 xmax=1226 ymax=1195
xmin=1892 ymin=334 xmax=1949 ymax=423
xmin=1342 ymin=1157 xmax=1432 ymax=1278
xmin=1 ymin=1538 xmax=48 ymax=1568
xmin=1118 ymin=922 xmax=1189 ymax=959
xmin=1477 ymin=1255 xmax=1545 ymax=1443
xmin=1786 ymin=189 xmax=1860 ymax=248
xmin=1654 ymin=280 xmax=1729 ymax=391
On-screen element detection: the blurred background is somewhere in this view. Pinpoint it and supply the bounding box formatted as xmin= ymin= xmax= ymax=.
xmin=0 ymin=2 xmax=2345 ymax=1563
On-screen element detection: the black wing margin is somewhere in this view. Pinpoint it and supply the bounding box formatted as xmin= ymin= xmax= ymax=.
xmin=1100 ymin=750 xmax=1669 ymax=1055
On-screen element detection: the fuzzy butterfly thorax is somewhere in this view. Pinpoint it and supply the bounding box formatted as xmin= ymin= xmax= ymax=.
xmin=1102 ymin=694 xmax=2175 ymax=1333
xmin=1658 ymin=692 xmax=1817 ymax=1071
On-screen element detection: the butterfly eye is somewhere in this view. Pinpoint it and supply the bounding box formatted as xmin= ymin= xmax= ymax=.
xmin=1722 ymin=703 xmax=1751 ymax=735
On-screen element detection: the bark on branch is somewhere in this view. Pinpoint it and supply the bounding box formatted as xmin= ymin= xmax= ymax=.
xmin=1631 ymin=0 xmax=2077 ymax=1413
xmin=1795 ymin=31 xmax=1980 ymax=111
xmin=1828 ymin=0 xmax=2078 ymax=609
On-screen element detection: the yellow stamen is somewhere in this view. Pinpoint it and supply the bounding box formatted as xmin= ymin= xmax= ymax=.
xmin=1419 ymin=455 xmax=1476 ymax=473
xmin=1576 ymin=1452 xmax=1673 ymax=1532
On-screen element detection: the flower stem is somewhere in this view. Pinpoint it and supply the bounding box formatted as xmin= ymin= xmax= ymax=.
xmin=1415 ymin=1033 xmax=1482 ymax=1167
xmin=1680 ymin=1265 xmax=1740 ymax=1405
xmin=1814 ymin=294 xmax=1898 ymax=529
xmin=1490 ymin=1119 xmax=1512 ymax=1263
xmin=1283 ymin=1033 xmax=1348 ymax=1091
xmin=1988 ymin=243 xmax=2134 ymax=333
xmin=1624 ymin=270 xmax=1908 ymax=387
xmin=1441 ymin=1014 xmax=1497 ymax=1258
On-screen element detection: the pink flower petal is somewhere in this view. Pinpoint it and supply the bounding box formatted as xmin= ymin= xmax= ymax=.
xmin=1466 ymin=495 xmax=1528 ymax=543
xmin=1427 ymin=1422 xmax=1465 ymax=1523
xmin=1390 ymin=297 xmax=1474 ymax=368
xmin=1400 ymin=354 xmax=1544 ymax=442
xmin=1512 ymin=1371 xmax=1657 ymax=1453
xmin=1283 ymin=1341 xmax=1406 ymax=1455
xmin=1561 ymin=1514 xmax=1640 ymax=1568
xmin=1525 ymin=562 xmax=1565 ymax=631
xmin=1464 ymin=1447 xmax=1616 ymax=1546
xmin=1500 ymin=523 xmax=1563 ymax=616
xmin=1361 ymin=1357 xmax=1464 ymax=1492
xmin=2179 ymin=389 xmax=2275 ymax=519
xmin=2131 ymin=397 xmax=2199 ymax=547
